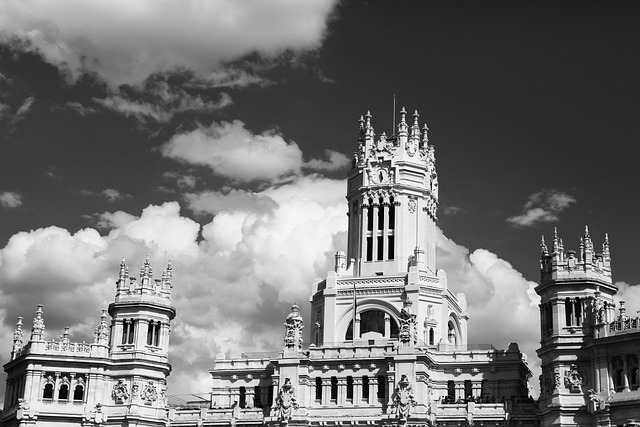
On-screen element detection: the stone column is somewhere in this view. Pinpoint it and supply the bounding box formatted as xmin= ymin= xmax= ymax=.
xmin=384 ymin=314 xmax=391 ymax=338
xmin=361 ymin=206 xmax=369 ymax=267
xmin=370 ymin=378 xmax=378 ymax=405
xmin=354 ymin=314 xmax=361 ymax=340
xmin=382 ymin=203 xmax=389 ymax=259
xmin=353 ymin=377 xmax=362 ymax=405
xmin=337 ymin=378 xmax=347 ymax=405
xmin=372 ymin=204 xmax=379 ymax=260
xmin=322 ymin=378 xmax=331 ymax=406
xmin=608 ymin=359 xmax=615 ymax=391
xmin=623 ymin=357 xmax=630 ymax=391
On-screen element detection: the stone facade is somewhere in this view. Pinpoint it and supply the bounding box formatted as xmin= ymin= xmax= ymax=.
xmin=537 ymin=228 xmax=640 ymax=426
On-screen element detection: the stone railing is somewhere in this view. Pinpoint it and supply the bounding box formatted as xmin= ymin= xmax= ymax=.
xmin=45 ymin=341 xmax=92 ymax=353
xmin=609 ymin=317 xmax=640 ymax=333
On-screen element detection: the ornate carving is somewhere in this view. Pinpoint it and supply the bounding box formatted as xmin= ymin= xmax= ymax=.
xmin=399 ymin=300 xmax=417 ymax=345
xmin=564 ymin=364 xmax=586 ymax=393
xmin=391 ymin=374 xmax=417 ymax=424
xmin=94 ymin=310 xmax=110 ymax=344
xmin=284 ymin=304 xmax=304 ymax=350
xmin=12 ymin=317 xmax=24 ymax=355
xmin=141 ymin=381 xmax=158 ymax=402
xmin=274 ymin=378 xmax=298 ymax=425
xmin=407 ymin=198 xmax=417 ymax=214
xmin=31 ymin=305 xmax=45 ymax=340
xmin=112 ymin=379 xmax=129 ymax=403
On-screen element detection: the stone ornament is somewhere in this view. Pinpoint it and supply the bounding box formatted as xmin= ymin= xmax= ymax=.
xmin=141 ymin=381 xmax=158 ymax=402
xmin=407 ymin=198 xmax=417 ymax=214
xmin=284 ymin=304 xmax=304 ymax=350
xmin=274 ymin=378 xmax=299 ymax=425
xmin=391 ymin=374 xmax=417 ymax=424
xmin=12 ymin=317 xmax=24 ymax=354
xmin=31 ymin=305 xmax=45 ymax=340
xmin=112 ymin=379 xmax=129 ymax=403
xmin=399 ymin=300 xmax=417 ymax=345
xmin=564 ymin=364 xmax=586 ymax=393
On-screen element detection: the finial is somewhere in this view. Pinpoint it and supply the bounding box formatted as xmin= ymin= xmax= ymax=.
xmin=365 ymin=111 xmax=372 ymax=125
xmin=421 ymin=123 xmax=429 ymax=145
xmin=358 ymin=115 xmax=364 ymax=127
xmin=144 ymin=254 xmax=150 ymax=266
xmin=400 ymin=107 xmax=407 ymax=123
xmin=540 ymin=235 xmax=548 ymax=256
xmin=552 ymin=227 xmax=559 ymax=252
xmin=413 ymin=110 xmax=419 ymax=125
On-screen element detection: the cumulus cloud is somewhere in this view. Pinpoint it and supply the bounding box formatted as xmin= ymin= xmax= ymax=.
xmin=436 ymin=229 xmax=541 ymax=395
xmin=0 ymin=0 xmax=338 ymax=85
xmin=0 ymin=191 xmax=23 ymax=209
xmin=507 ymin=189 xmax=576 ymax=227
xmin=0 ymin=176 xmax=348 ymax=395
xmin=162 ymin=121 xmax=350 ymax=182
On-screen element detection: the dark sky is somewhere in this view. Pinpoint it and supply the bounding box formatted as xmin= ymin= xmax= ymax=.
xmin=1 ymin=0 xmax=639 ymax=399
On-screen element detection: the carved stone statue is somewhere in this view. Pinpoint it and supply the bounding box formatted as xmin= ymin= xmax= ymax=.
xmin=284 ymin=304 xmax=304 ymax=350
xmin=112 ymin=379 xmax=129 ymax=403
xmin=564 ymin=364 xmax=586 ymax=393
xmin=141 ymin=381 xmax=158 ymax=403
xmin=274 ymin=378 xmax=298 ymax=425
xmin=399 ymin=300 xmax=417 ymax=345
xmin=391 ymin=374 xmax=417 ymax=424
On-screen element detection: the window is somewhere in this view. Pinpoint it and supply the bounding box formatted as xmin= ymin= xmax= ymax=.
xmin=362 ymin=376 xmax=369 ymax=400
xmin=254 ymin=386 xmax=262 ymax=408
xmin=346 ymin=376 xmax=353 ymax=400
xmin=366 ymin=236 xmax=373 ymax=261
xmin=315 ymin=377 xmax=322 ymax=401
xmin=267 ymin=383 xmax=273 ymax=406
xmin=377 ymin=200 xmax=384 ymax=230
xmin=58 ymin=384 xmax=69 ymax=401
xmin=43 ymin=383 xmax=54 ymax=400
xmin=565 ymin=298 xmax=573 ymax=326
xmin=429 ymin=328 xmax=435 ymax=345
xmin=377 ymin=376 xmax=386 ymax=399
xmin=330 ymin=377 xmax=337 ymax=401
xmin=388 ymin=235 xmax=394 ymax=260
xmin=447 ymin=380 xmax=455 ymax=402
xmin=345 ymin=310 xmax=399 ymax=340
xmin=73 ymin=385 xmax=84 ymax=401
xmin=147 ymin=321 xmax=154 ymax=345
xmin=122 ymin=319 xmax=135 ymax=345
xmin=239 ymin=386 xmax=246 ymax=408
xmin=464 ymin=380 xmax=472 ymax=400
xmin=377 ymin=236 xmax=384 ymax=260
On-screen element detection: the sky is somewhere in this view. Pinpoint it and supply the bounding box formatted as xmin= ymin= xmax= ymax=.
xmin=1 ymin=0 xmax=640 ymax=401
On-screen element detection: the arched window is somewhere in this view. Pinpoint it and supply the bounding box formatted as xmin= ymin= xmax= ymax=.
xmin=631 ymin=367 xmax=640 ymax=391
xmin=58 ymin=384 xmax=69 ymax=401
xmin=447 ymin=320 xmax=457 ymax=345
xmin=345 ymin=310 xmax=399 ymax=340
xmin=154 ymin=322 xmax=161 ymax=346
xmin=43 ymin=383 xmax=54 ymax=400
xmin=73 ymin=385 xmax=84 ymax=401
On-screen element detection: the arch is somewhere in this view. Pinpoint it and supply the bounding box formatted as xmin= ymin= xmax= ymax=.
xmin=346 ymin=309 xmax=399 ymax=340
xmin=73 ymin=384 xmax=84 ymax=401
xmin=447 ymin=313 xmax=462 ymax=346
xmin=337 ymin=300 xmax=401 ymax=341
xmin=58 ymin=384 xmax=69 ymax=401
xmin=43 ymin=383 xmax=54 ymax=400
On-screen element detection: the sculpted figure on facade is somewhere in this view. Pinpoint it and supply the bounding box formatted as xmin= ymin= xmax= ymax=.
xmin=274 ymin=378 xmax=298 ymax=425
xmin=112 ymin=379 xmax=130 ymax=403
xmin=564 ymin=364 xmax=586 ymax=393
xmin=141 ymin=381 xmax=158 ymax=403
xmin=391 ymin=374 xmax=417 ymax=424
xmin=399 ymin=300 xmax=417 ymax=345
xmin=284 ymin=304 xmax=304 ymax=350
xmin=12 ymin=317 xmax=24 ymax=354
xmin=31 ymin=305 xmax=45 ymax=340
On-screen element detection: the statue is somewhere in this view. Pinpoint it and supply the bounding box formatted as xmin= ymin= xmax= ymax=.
xmin=391 ymin=374 xmax=417 ymax=424
xmin=399 ymin=300 xmax=417 ymax=345
xmin=284 ymin=304 xmax=304 ymax=350
xmin=564 ymin=364 xmax=586 ymax=393
xmin=112 ymin=379 xmax=130 ymax=403
xmin=274 ymin=378 xmax=298 ymax=425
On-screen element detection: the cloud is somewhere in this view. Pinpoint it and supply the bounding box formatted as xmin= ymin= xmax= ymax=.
xmin=436 ymin=229 xmax=541 ymax=395
xmin=0 ymin=0 xmax=339 ymax=85
xmin=0 ymin=176 xmax=348 ymax=395
xmin=79 ymin=188 xmax=132 ymax=202
xmin=0 ymin=191 xmax=23 ymax=209
xmin=507 ymin=189 xmax=576 ymax=227
xmin=162 ymin=121 xmax=349 ymax=182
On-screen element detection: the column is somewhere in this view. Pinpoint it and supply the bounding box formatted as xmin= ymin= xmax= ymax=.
xmin=246 ymin=388 xmax=254 ymax=408
xmin=623 ymin=357 xmax=630 ymax=391
xmin=608 ymin=359 xmax=615 ymax=391
xmin=353 ymin=377 xmax=362 ymax=406
xmin=387 ymin=374 xmax=395 ymax=406
xmin=382 ymin=202 xmax=389 ymax=259
xmin=371 ymin=203 xmax=379 ymax=260
xmin=384 ymin=314 xmax=390 ymax=338
xmin=361 ymin=205 xmax=369 ymax=266
xmin=136 ymin=319 xmax=148 ymax=348
xmin=322 ymin=378 xmax=331 ymax=406
xmin=355 ymin=314 xmax=361 ymax=340
xmin=370 ymin=378 xmax=378 ymax=405
xmin=337 ymin=378 xmax=346 ymax=406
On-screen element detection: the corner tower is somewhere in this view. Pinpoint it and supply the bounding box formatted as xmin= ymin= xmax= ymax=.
xmin=536 ymin=227 xmax=616 ymax=425
xmin=347 ymin=108 xmax=438 ymax=276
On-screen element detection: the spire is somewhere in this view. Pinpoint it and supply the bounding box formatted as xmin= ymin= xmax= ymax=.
xmin=140 ymin=255 xmax=152 ymax=288
xmin=410 ymin=110 xmax=421 ymax=139
xmin=540 ymin=235 xmax=549 ymax=256
xmin=284 ymin=303 xmax=304 ymax=352
xmin=94 ymin=310 xmax=110 ymax=345
xmin=397 ymin=107 xmax=408 ymax=136
xmin=60 ymin=327 xmax=70 ymax=345
xmin=603 ymin=233 xmax=610 ymax=259
xmin=421 ymin=123 xmax=429 ymax=147
xmin=552 ymin=227 xmax=559 ymax=254
xmin=11 ymin=317 xmax=24 ymax=359
xmin=31 ymin=305 xmax=45 ymax=341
